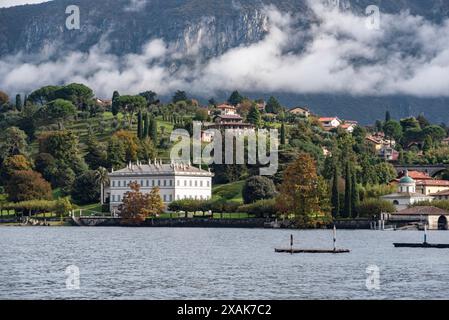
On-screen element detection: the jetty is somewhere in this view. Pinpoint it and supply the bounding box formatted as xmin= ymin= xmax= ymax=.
xmin=394 ymin=225 xmax=449 ymax=249
xmin=275 ymin=226 xmax=351 ymax=254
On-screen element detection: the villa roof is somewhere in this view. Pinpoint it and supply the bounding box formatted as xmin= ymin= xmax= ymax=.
xmin=399 ymin=171 xmax=433 ymax=180
xmin=109 ymin=162 xmax=214 ymax=177
xmin=430 ymin=190 xmax=449 ymax=197
xmin=396 ymin=206 xmax=449 ymax=215
xmin=416 ymin=180 xmax=449 ymax=187
xmin=216 ymin=114 xmax=242 ymax=120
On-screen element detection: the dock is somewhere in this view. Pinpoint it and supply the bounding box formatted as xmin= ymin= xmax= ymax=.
xmin=275 ymin=227 xmax=350 ymax=254
xmin=275 ymin=248 xmax=350 ymax=254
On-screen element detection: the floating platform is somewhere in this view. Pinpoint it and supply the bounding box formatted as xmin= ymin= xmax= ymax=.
xmin=394 ymin=243 xmax=449 ymax=249
xmin=275 ymin=248 xmax=351 ymax=254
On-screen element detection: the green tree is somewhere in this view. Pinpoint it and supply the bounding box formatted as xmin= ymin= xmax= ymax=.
xmin=111 ymin=91 xmax=120 ymax=116
xmin=228 ymin=90 xmax=244 ymax=106
xmin=385 ymin=110 xmax=391 ymax=122
xmin=85 ymin=135 xmax=107 ymax=170
xmin=137 ymin=110 xmax=143 ymax=139
xmin=107 ymin=135 xmax=127 ymax=170
xmin=54 ymin=83 xmax=94 ymax=110
xmin=280 ymin=122 xmax=286 ymax=145
xmin=150 ymin=117 xmax=158 ymax=143
xmin=242 ymin=176 xmax=277 ymax=204
xmin=383 ymin=120 xmax=403 ymax=143
xmin=331 ymin=165 xmax=340 ymax=218
xmin=343 ymin=162 xmax=352 ymax=218
xmin=143 ymin=112 xmax=149 ymax=138
xmin=139 ymin=90 xmax=157 ymax=105
xmin=95 ymin=167 xmax=110 ymax=205
xmin=42 ymin=99 xmax=76 ymax=126
xmin=71 ymin=170 xmax=101 ymax=205
xmin=0 ymin=127 xmax=28 ymax=162
xmin=351 ymin=170 xmax=359 ymax=218
xmin=266 ymin=96 xmax=283 ymax=114
xmin=172 ymin=90 xmax=188 ymax=103
xmin=247 ymin=105 xmax=262 ymax=128
xmin=15 ymin=94 xmax=22 ymax=112
xmin=28 ymin=85 xmax=61 ymax=105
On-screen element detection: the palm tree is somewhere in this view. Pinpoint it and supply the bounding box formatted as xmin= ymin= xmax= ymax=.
xmin=95 ymin=167 xmax=110 ymax=205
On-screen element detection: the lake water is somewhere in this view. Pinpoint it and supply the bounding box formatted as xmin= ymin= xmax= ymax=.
xmin=1 ymin=227 xmax=449 ymax=300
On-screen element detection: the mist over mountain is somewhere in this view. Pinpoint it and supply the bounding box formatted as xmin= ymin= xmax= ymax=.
xmin=1 ymin=0 xmax=449 ymax=124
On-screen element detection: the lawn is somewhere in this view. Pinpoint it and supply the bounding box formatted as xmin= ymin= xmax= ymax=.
xmin=212 ymin=180 xmax=245 ymax=203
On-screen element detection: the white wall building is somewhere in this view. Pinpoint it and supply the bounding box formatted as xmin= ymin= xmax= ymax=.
xmin=106 ymin=161 xmax=214 ymax=213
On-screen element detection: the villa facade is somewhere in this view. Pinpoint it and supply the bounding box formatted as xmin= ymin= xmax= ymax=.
xmin=106 ymin=161 xmax=214 ymax=213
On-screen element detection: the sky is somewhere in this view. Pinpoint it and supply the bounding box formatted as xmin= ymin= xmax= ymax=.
xmin=0 ymin=0 xmax=52 ymax=8
xmin=1 ymin=1 xmax=449 ymax=98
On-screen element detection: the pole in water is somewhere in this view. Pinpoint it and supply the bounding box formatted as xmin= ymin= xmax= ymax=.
xmin=290 ymin=234 xmax=294 ymax=254
xmin=333 ymin=225 xmax=337 ymax=251
xmin=424 ymin=224 xmax=428 ymax=244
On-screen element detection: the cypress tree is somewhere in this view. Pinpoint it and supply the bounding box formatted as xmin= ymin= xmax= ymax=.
xmin=15 ymin=94 xmax=22 ymax=112
xmin=137 ymin=110 xmax=143 ymax=139
xmin=247 ymin=105 xmax=262 ymax=128
xmin=143 ymin=113 xmax=149 ymax=138
xmin=150 ymin=117 xmax=158 ymax=143
xmin=344 ymin=162 xmax=352 ymax=218
xmin=111 ymin=91 xmax=120 ymax=116
xmin=351 ymin=170 xmax=359 ymax=218
xmin=331 ymin=165 xmax=340 ymax=218
xmin=280 ymin=122 xmax=286 ymax=145
xmin=385 ymin=110 xmax=391 ymax=122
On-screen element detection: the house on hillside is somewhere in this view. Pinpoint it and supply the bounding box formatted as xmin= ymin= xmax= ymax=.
xmin=319 ymin=117 xmax=342 ymax=130
xmin=289 ymin=106 xmax=310 ymax=118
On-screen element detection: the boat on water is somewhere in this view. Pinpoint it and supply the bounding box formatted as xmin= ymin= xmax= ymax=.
xmin=393 ymin=225 xmax=449 ymax=248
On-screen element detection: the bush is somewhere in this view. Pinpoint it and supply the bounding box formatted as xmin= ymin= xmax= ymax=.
xmin=5 ymin=170 xmax=52 ymax=202
xmin=238 ymin=199 xmax=278 ymax=218
xmin=242 ymin=176 xmax=277 ymax=204
xmin=356 ymin=199 xmax=396 ymax=218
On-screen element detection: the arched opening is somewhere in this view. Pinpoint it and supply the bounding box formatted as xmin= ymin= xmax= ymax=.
xmin=393 ymin=200 xmax=399 ymax=206
xmin=438 ymin=216 xmax=448 ymax=230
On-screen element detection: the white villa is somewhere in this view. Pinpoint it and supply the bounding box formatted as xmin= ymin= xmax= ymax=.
xmin=106 ymin=161 xmax=214 ymax=213
xmin=381 ymin=171 xmax=433 ymax=211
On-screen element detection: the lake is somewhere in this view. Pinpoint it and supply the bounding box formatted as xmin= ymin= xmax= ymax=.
xmin=1 ymin=227 xmax=449 ymax=300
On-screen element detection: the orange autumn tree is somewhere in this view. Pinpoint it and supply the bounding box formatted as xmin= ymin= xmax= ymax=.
xmin=276 ymin=153 xmax=330 ymax=226
xmin=119 ymin=182 xmax=165 ymax=224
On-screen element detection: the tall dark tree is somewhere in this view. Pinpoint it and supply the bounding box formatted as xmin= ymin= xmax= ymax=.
xmin=15 ymin=94 xmax=22 ymax=112
xmin=343 ymin=162 xmax=352 ymax=218
xmin=137 ymin=110 xmax=143 ymax=139
xmin=331 ymin=165 xmax=340 ymax=218
xmin=266 ymin=96 xmax=283 ymax=114
xmin=139 ymin=91 xmax=157 ymax=105
xmin=247 ymin=105 xmax=262 ymax=128
xmin=228 ymin=90 xmax=244 ymax=106
xmin=351 ymin=169 xmax=359 ymax=218
xmin=280 ymin=122 xmax=286 ymax=145
xmin=172 ymin=90 xmax=188 ymax=103
xmin=150 ymin=117 xmax=158 ymax=143
xmin=385 ymin=110 xmax=391 ymax=122
xmin=143 ymin=113 xmax=149 ymax=138
xmin=111 ymin=91 xmax=120 ymax=116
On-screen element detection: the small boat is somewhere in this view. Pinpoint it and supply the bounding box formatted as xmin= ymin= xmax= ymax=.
xmin=394 ymin=225 xmax=449 ymax=249
xmin=275 ymin=226 xmax=350 ymax=254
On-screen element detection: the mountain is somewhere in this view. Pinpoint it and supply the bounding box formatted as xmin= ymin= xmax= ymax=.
xmin=1 ymin=0 xmax=449 ymax=124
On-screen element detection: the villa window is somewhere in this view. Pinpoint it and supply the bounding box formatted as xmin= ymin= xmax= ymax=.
xmin=169 ymin=195 xmax=173 ymax=201
xmin=177 ymin=180 xmax=180 ymax=186
xmin=189 ymin=181 xmax=192 ymax=187
xmin=164 ymin=180 xmax=167 ymax=187
xmin=163 ymin=195 xmax=167 ymax=202
xmin=200 ymin=181 xmax=203 ymax=187
xmin=158 ymin=180 xmax=161 ymax=186
xmin=152 ymin=180 xmax=155 ymax=187
xmin=207 ymin=181 xmax=210 ymax=187
xmin=146 ymin=180 xmax=149 ymax=187
xmin=184 ymin=180 xmax=187 ymax=186
xmin=195 ymin=181 xmax=198 ymax=187
xmin=112 ymin=181 xmax=116 ymax=187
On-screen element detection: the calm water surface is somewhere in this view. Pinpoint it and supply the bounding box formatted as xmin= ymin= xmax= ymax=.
xmin=1 ymin=227 xmax=449 ymax=300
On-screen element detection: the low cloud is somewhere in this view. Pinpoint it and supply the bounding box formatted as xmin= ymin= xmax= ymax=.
xmin=1 ymin=2 xmax=449 ymax=99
